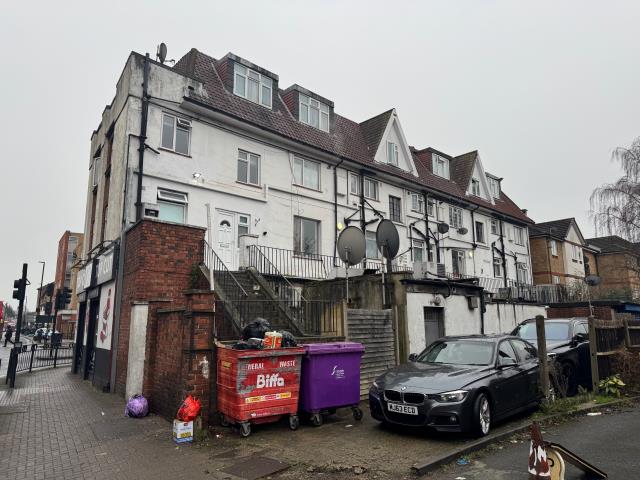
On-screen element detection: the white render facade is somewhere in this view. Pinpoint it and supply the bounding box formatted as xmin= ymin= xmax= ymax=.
xmin=82 ymin=50 xmax=533 ymax=291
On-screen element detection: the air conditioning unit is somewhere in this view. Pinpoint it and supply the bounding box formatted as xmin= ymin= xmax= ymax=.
xmin=143 ymin=203 xmax=160 ymax=218
xmin=467 ymin=296 xmax=479 ymax=309
xmin=495 ymin=287 xmax=512 ymax=300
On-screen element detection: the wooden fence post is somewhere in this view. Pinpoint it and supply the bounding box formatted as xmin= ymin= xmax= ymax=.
xmin=535 ymin=315 xmax=550 ymax=398
xmin=588 ymin=316 xmax=599 ymax=393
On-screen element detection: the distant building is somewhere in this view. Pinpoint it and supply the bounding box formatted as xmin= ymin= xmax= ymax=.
xmin=529 ymin=218 xmax=598 ymax=286
xmin=586 ymin=236 xmax=640 ymax=298
xmin=53 ymin=231 xmax=84 ymax=337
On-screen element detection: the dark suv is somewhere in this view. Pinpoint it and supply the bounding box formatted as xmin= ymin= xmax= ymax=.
xmin=511 ymin=318 xmax=590 ymax=396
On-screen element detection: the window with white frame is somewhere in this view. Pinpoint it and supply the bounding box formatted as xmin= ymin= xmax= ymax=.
xmin=237 ymin=215 xmax=250 ymax=242
xmin=432 ymin=154 xmax=449 ymax=179
xmin=233 ymin=63 xmax=272 ymax=108
xmin=237 ymin=150 xmax=260 ymax=185
xmin=366 ymin=231 xmax=379 ymax=259
xmin=452 ymin=249 xmax=466 ymax=276
xmin=299 ymin=94 xmax=329 ymax=132
xmin=493 ymin=258 xmax=503 ymax=278
xmin=550 ymin=239 xmax=558 ymax=256
xmin=92 ymin=157 xmax=101 ymax=187
xmin=293 ymin=156 xmax=320 ymax=190
xmin=427 ymin=199 xmax=435 ymax=217
xmin=350 ymin=173 xmax=360 ymax=195
xmin=487 ymin=177 xmax=500 ymax=198
xmin=516 ymin=262 xmax=528 ymax=283
xmin=157 ymin=188 xmax=188 ymax=224
xmin=161 ymin=113 xmax=191 ymax=155
xmin=387 ymin=141 xmax=399 ymax=166
xmin=364 ymin=178 xmax=379 ymax=201
xmin=293 ymin=216 xmax=319 ymax=255
xmin=413 ymin=239 xmax=425 ymax=262
xmin=411 ymin=193 xmax=424 ymax=214
xmin=552 ymin=275 xmax=560 ymax=284
xmin=449 ymin=206 xmax=463 ymax=229
xmin=475 ymin=221 xmax=486 ymax=244
xmin=572 ymin=244 xmax=582 ymax=262
xmin=490 ymin=219 xmax=499 ymax=235
xmin=471 ymin=179 xmax=480 ymax=196
xmin=514 ymin=227 xmax=525 ymax=246
xmin=389 ymin=196 xmax=402 ymax=223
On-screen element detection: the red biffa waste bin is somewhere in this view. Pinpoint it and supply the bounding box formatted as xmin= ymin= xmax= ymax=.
xmin=216 ymin=344 xmax=305 ymax=437
xmin=299 ymin=342 xmax=365 ymax=426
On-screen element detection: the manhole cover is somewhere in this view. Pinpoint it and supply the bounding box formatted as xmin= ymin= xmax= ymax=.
xmin=222 ymin=455 xmax=289 ymax=480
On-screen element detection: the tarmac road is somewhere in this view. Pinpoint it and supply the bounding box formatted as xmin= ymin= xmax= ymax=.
xmin=427 ymin=404 xmax=639 ymax=479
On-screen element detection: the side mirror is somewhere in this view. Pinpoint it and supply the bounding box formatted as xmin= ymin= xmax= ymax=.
xmin=573 ymin=332 xmax=588 ymax=343
xmin=408 ymin=353 xmax=418 ymax=362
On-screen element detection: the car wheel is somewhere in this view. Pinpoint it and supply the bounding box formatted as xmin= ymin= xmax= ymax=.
xmin=473 ymin=393 xmax=491 ymax=437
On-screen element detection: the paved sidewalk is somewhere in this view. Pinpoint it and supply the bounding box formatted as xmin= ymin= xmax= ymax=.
xmin=0 ymin=336 xmax=32 ymax=378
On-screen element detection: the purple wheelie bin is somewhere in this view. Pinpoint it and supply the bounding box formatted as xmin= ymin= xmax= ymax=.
xmin=299 ymin=342 xmax=365 ymax=426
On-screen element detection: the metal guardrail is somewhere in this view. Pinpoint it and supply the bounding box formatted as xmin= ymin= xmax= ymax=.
xmin=11 ymin=343 xmax=74 ymax=375
xmin=248 ymin=245 xmax=306 ymax=302
xmin=203 ymin=239 xmax=248 ymax=304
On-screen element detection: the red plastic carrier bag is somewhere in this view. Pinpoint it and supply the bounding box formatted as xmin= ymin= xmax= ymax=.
xmin=177 ymin=395 xmax=201 ymax=422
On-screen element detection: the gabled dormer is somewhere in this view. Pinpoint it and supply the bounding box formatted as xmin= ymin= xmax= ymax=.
xmin=281 ymin=84 xmax=334 ymax=133
xmin=360 ymin=109 xmax=417 ymax=176
xmin=215 ymin=53 xmax=279 ymax=109
xmin=485 ymin=173 xmax=502 ymax=199
xmin=452 ymin=151 xmax=495 ymax=204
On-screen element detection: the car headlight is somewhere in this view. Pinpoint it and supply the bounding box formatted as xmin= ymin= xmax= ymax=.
xmin=430 ymin=390 xmax=468 ymax=403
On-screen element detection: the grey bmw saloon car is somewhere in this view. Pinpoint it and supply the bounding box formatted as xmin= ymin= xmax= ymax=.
xmin=369 ymin=335 xmax=542 ymax=436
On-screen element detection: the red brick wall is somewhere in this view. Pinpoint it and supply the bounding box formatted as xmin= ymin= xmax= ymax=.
xmin=546 ymin=305 xmax=614 ymax=320
xmin=115 ymin=219 xmax=206 ymax=395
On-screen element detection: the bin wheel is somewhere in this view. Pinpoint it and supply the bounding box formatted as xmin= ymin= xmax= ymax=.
xmin=239 ymin=422 xmax=251 ymax=437
xmin=289 ymin=415 xmax=300 ymax=431
xmin=353 ymin=407 xmax=364 ymax=421
xmin=219 ymin=413 xmax=230 ymax=427
xmin=311 ymin=413 xmax=323 ymax=427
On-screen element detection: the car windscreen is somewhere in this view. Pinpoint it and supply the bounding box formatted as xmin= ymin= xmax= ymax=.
xmin=417 ymin=340 xmax=495 ymax=366
xmin=516 ymin=322 xmax=570 ymax=341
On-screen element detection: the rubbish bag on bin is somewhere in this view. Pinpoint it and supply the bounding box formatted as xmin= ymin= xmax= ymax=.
xmin=232 ymin=338 xmax=264 ymax=350
xmin=241 ymin=318 xmax=271 ymax=340
xmin=280 ymin=330 xmax=297 ymax=347
xmin=177 ymin=395 xmax=201 ymax=422
xmin=125 ymin=394 xmax=149 ymax=418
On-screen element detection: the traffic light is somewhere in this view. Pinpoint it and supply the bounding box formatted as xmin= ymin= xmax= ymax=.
xmin=55 ymin=288 xmax=72 ymax=310
xmin=44 ymin=302 xmax=52 ymax=315
xmin=12 ymin=278 xmax=25 ymax=301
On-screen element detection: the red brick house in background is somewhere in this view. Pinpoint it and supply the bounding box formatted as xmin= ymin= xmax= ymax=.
xmin=53 ymin=231 xmax=84 ymax=337
xmin=585 ymin=236 xmax=640 ymax=299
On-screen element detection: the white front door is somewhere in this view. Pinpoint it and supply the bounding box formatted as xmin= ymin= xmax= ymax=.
xmin=217 ymin=211 xmax=236 ymax=269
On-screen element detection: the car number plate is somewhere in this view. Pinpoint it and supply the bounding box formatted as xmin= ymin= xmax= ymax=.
xmin=387 ymin=402 xmax=418 ymax=415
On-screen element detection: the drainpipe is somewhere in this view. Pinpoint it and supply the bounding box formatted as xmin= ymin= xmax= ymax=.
xmin=499 ymin=219 xmax=508 ymax=287
xmin=359 ymin=172 xmax=366 ymax=268
xmin=422 ymin=191 xmax=432 ymax=261
xmin=135 ymin=53 xmax=150 ymax=221
xmin=479 ymin=288 xmax=485 ymax=335
xmin=333 ymin=159 xmax=344 ymax=265
xmin=547 ymin=238 xmax=553 ymax=284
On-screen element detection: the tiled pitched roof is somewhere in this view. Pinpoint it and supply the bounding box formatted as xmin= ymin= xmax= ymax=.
xmin=359 ymin=109 xmax=393 ymax=155
xmin=529 ymin=218 xmax=575 ymax=238
xmin=172 ymin=49 xmax=532 ymax=224
xmin=450 ymin=151 xmax=477 ymax=192
xmin=586 ymin=236 xmax=640 ymax=255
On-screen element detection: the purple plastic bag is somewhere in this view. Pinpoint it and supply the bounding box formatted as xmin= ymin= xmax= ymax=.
xmin=125 ymin=394 xmax=149 ymax=418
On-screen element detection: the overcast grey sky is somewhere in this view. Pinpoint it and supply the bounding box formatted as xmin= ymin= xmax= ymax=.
xmin=1 ymin=1 xmax=639 ymax=310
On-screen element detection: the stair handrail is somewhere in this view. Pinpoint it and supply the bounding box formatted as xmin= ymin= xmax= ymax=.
xmin=203 ymin=239 xmax=248 ymax=300
xmin=249 ymin=245 xmax=306 ymax=302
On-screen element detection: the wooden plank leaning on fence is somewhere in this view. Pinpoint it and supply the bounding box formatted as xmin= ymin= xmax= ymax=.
xmin=535 ymin=315 xmax=550 ymax=399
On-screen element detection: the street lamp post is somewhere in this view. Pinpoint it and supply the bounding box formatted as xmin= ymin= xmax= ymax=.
xmin=37 ymin=261 xmax=45 ymax=314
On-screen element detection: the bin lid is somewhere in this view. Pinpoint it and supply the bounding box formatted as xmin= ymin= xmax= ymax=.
xmin=304 ymin=342 xmax=365 ymax=355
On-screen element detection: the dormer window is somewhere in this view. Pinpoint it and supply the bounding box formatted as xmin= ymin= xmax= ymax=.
xmin=487 ymin=176 xmax=500 ymax=198
xmin=386 ymin=142 xmax=399 ymax=166
xmin=432 ymin=154 xmax=449 ymax=179
xmin=471 ymin=179 xmax=480 ymax=196
xmin=234 ymin=63 xmax=272 ymax=108
xmin=299 ymin=94 xmax=329 ymax=132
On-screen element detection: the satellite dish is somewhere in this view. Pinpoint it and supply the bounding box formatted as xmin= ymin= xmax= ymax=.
xmin=437 ymin=223 xmax=450 ymax=234
xmin=585 ymin=275 xmax=601 ymax=287
xmin=376 ymin=220 xmax=400 ymax=260
xmin=157 ymin=43 xmax=168 ymax=64
xmin=337 ymin=227 xmax=366 ymax=266
xmin=458 ymin=227 xmax=468 ymax=235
